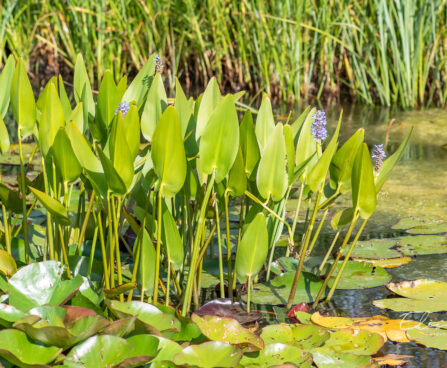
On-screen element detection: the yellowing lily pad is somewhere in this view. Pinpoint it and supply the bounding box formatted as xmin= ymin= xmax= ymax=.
xmin=407 ymin=326 xmax=447 ymax=350
xmin=352 ymin=257 xmax=411 ymax=268
xmin=373 ymin=354 xmax=411 ymax=366
xmin=373 ymin=279 xmax=447 ymax=313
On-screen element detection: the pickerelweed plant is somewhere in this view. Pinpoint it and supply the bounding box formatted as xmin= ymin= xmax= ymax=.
xmin=0 ymin=54 xmax=411 ymax=316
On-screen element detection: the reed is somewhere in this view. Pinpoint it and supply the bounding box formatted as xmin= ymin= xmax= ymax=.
xmin=1 ymin=0 xmax=446 ymax=107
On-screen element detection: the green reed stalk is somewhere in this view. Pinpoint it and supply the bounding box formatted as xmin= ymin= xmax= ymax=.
xmin=307 ymin=208 xmax=328 ymax=255
xmin=215 ymin=200 xmax=225 ymax=298
xmin=319 ymin=230 xmax=340 ymax=273
xmin=153 ymin=187 xmax=163 ymax=304
xmin=1 ymin=205 xmax=10 ymax=254
xmin=182 ymin=172 xmax=215 ymax=315
xmin=287 ymin=190 xmax=322 ymax=309
xmin=17 ymin=129 xmax=29 ymax=263
xmin=312 ymin=213 xmax=359 ymax=308
xmin=224 ymin=191 xmax=233 ymax=298
xmin=287 ymin=183 xmax=305 ymax=257
xmin=76 ymin=191 xmax=95 ymax=255
xmin=112 ymin=196 xmax=124 ymax=302
xmin=326 ymin=218 xmax=368 ymax=302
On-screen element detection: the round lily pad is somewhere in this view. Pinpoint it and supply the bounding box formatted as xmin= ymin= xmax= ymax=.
xmin=239 ymin=343 xmax=312 ymax=367
xmin=318 ymin=328 xmax=385 ymax=355
xmin=407 ymin=326 xmax=447 ymax=350
xmin=343 ymin=238 xmax=402 ymax=259
xmin=312 ymin=351 xmax=373 ymax=368
xmin=392 ymin=216 xmax=447 ymax=234
xmin=260 ymin=324 xmax=329 ymax=350
xmin=396 ymin=235 xmax=447 ymax=256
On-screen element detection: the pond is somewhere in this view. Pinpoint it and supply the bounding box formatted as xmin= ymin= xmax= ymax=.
xmin=260 ymin=103 xmax=447 ymax=367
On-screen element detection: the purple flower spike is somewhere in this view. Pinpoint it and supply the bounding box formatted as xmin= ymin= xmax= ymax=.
xmin=115 ymin=101 xmax=130 ymax=118
xmin=372 ymin=144 xmax=386 ymax=173
xmin=154 ymin=54 xmax=164 ymax=74
xmin=311 ymin=110 xmax=327 ymax=141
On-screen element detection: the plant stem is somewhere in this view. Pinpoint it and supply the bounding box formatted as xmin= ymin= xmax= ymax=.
xmin=319 ymin=230 xmax=340 ymax=273
xmin=17 ymin=129 xmax=29 ymax=263
xmin=57 ymin=224 xmax=71 ymax=279
xmin=95 ymin=204 xmax=110 ymax=289
xmin=312 ymin=214 xmax=359 ymax=308
xmin=224 ymin=190 xmax=233 ymax=298
xmin=2 ymin=205 xmax=11 ymax=255
xmin=215 ymin=199 xmax=225 ymax=298
xmin=307 ymin=208 xmax=328 ymax=255
xmin=287 ymin=190 xmax=322 ymax=309
xmin=87 ymin=226 xmax=98 ymax=278
xmin=287 ymin=183 xmax=305 ymax=257
xmin=326 ymin=218 xmax=368 ymax=302
xmin=182 ymin=172 xmax=215 ymax=315
xmin=153 ymin=187 xmax=163 ymax=304
xmin=247 ymin=275 xmax=252 ymax=313
xmin=107 ymin=191 xmax=115 ymax=287
xmin=112 ymin=196 xmax=123 ymax=302
xmin=76 ymin=191 xmax=95 ymax=255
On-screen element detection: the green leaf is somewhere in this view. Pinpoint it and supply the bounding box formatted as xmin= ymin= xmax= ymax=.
xmin=124 ymin=335 xmax=159 ymax=367
xmin=312 ymin=351 xmax=374 ymax=368
xmin=0 ymin=55 xmax=15 ymax=118
xmin=407 ymin=326 xmax=447 ymax=350
xmin=376 ymin=129 xmax=412 ymax=192
xmin=97 ymin=147 xmax=127 ymax=195
xmin=352 ymin=143 xmax=377 ymax=219
xmin=200 ymin=94 xmax=239 ymax=182
xmin=330 ymin=208 xmax=355 ymax=230
xmin=261 ymin=324 xmax=329 ymax=350
xmin=295 ymin=108 xmax=317 ymax=178
xmin=58 ymin=75 xmax=72 ymax=122
xmin=122 ymin=105 xmax=140 ymax=160
xmin=255 ymin=94 xmax=275 ymax=152
xmin=161 ymin=201 xmax=184 ymax=270
xmin=8 ymin=261 xmax=83 ymax=311
xmin=135 ymin=229 xmax=156 ymax=298
xmin=235 ymin=212 xmax=268 ymax=283
xmin=174 ymin=78 xmax=193 ymax=138
xmin=0 ymin=329 xmax=61 ymax=367
xmin=284 ymin=124 xmax=295 ymax=186
xmin=52 ymin=128 xmax=82 ymax=182
xmin=73 ymin=54 xmax=95 ymax=116
xmin=141 ymin=73 xmax=167 ymax=141
xmin=0 ymin=114 xmax=10 ymax=153
xmin=96 ymin=70 xmax=122 ymax=129
xmin=66 ymin=122 xmax=107 ymax=196
xmin=330 ymin=128 xmax=364 ymax=193
xmin=196 ymin=77 xmax=221 ymax=140
xmin=104 ymin=283 xmax=137 ymax=299
xmin=65 ymin=335 xmax=132 ymax=368
xmin=0 ymin=250 xmax=16 ymax=278
xmin=0 ymin=182 xmax=22 ymax=214
xmin=228 ymin=146 xmax=247 ymax=197
xmin=122 ymin=54 xmax=156 ymax=108
xmin=152 ymin=106 xmax=187 ymax=197
xmin=307 ymin=116 xmax=341 ymax=192
xmin=10 ymin=59 xmax=36 ymax=136
xmin=291 ymin=106 xmax=311 ymax=142
xmin=38 ymin=82 xmax=65 ymax=157
xmin=173 ymin=341 xmax=242 ymax=368
xmin=318 ymin=328 xmax=384 ymax=355
xmin=239 ymin=111 xmax=260 ymax=179
xmin=256 ymin=123 xmax=287 ymax=201
xmin=28 ymin=187 xmax=70 ymax=225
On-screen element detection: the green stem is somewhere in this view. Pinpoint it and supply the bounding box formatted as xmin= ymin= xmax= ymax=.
xmin=182 ymin=172 xmax=215 ymax=315
xmin=307 ymin=208 xmax=328 ymax=255
xmin=247 ymin=275 xmax=252 ymax=313
xmin=76 ymin=191 xmax=95 ymax=255
xmin=287 ymin=190 xmax=322 ymax=309
xmin=319 ymin=230 xmax=340 ymax=273
xmin=232 ymin=196 xmax=246 ymax=291
xmin=95 ymin=205 xmax=110 ymax=289
xmin=112 ymin=196 xmax=123 ymax=302
xmin=128 ymin=216 xmax=145 ymax=302
xmin=165 ymin=261 xmax=171 ymax=306
xmin=153 ymin=187 xmax=163 ymax=304
xmin=57 ymin=224 xmax=71 ymax=279
xmin=107 ymin=192 xmax=115 ymax=288
xmin=224 ymin=190 xmax=233 ymax=298
xmin=17 ymin=130 xmax=29 ymax=263
xmin=312 ymin=214 xmax=359 ymax=308
xmin=41 ymin=157 xmax=53 ymax=260
xmin=215 ymin=199 xmax=225 ymax=298
xmin=87 ymin=226 xmax=98 ymax=278
xmin=287 ymin=183 xmax=305 ymax=257
xmin=2 ymin=205 xmax=11 ymax=255
xmin=326 ymin=218 xmax=368 ymax=302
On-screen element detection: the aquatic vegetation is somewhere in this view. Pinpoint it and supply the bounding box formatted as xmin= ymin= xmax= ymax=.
xmin=0 ymin=54 xmax=423 ymax=366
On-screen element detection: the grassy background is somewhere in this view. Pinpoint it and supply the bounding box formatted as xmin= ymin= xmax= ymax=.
xmin=1 ymin=0 xmax=446 ymax=107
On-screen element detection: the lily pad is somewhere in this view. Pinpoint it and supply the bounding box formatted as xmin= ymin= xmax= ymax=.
xmin=0 ymin=303 xmax=27 ymax=328
xmin=239 ymin=343 xmax=312 ymax=367
xmin=194 ymin=298 xmax=262 ymax=325
xmin=260 ymin=324 xmax=329 ymax=350
xmin=373 ymin=279 xmax=447 ymax=313
xmin=191 ymin=314 xmax=263 ymax=350
xmin=317 ymin=328 xmax=385 ymax=355
xmin=312 ymin=351 xmax=373 ymax=368
xmin=352 ymin=257 xmax=411 ymax=268
xmin=151 ymin=336 xmax=182 ymax=363
xmin=392 ymin=216 xmax=447 ymax=234
xmin=107 ymin=300 xmax=181 ymax=333
xmin=396 ymin=235 xmax=447 ymax=256
xmin=173 ymin=341 xmax=242 ymax=368
xmin=245 ymin=272 xmax=324 ymax=305
xmin=64 ymin=335 xmax=132 ymax=368
xmin=8 ymin=261 xmax=83 ymax=311
xmin=373 ymin=354 xmax=411 ymax=367
xmin=342 ymin=238 xmax=402 ymax=260
xmin=406 ymin=326 xmax=447 ymax=350
xmin=0 ymin=329 xmax=62 ymax=367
